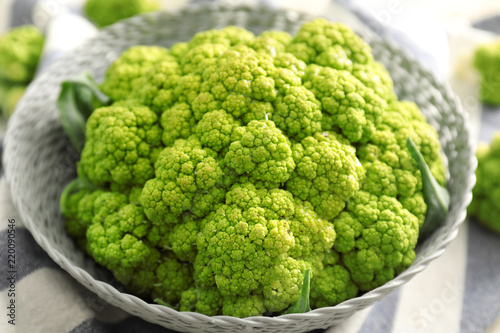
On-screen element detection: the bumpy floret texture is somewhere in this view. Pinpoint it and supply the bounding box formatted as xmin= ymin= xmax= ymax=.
xmin=194 ymin=184 xmax=335 ymax=316
xmin=473 ymin=41 xmax=500 ymax=106
xmin=224 ymin=120 xmax=295 ymax=184
xmin=161 ymin=103 xmax=197 ymax=146
xmin=304 ymin=65 xmax=386 ymax=143
xmin=78 ymin=101 xmax=163 ymax=187
xmin=100 ymin=46 xmax=173 ymax=101
xmin=132 ymin=60 xmax=183 ymax=114
xmin=469 ymin=133 xmax=500 ymax=232
xmin=62 ymin=19 xmax=447 ymax=317
xmin=84 ymin=0 xmax=160 ymax=28
xmin=140 ymin=136 xmax=225 ymax=223
xmin=286 ymin=132 xmax=364 ymax=220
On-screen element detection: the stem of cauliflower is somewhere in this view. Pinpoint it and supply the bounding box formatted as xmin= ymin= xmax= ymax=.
xmin=407 ymin=137 xmax=450 ymax=240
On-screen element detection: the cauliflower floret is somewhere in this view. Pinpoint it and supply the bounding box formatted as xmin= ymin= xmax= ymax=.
xmin=224 ymin=120 xmax=296 ymax=184
xmin=304 ymin=65 xmax=386 ymax=143
xmin=100 ymin=46 xmax=173 ymax=101
xmin=133 ymin=60 xmax=182 ymax=114
xmin=140 ymin=136 xmax=225 ymax=223
xmin=0 ymin=25 xmax=44 ymax=84
xmin=288 ymin=19 xmax=373 ymax=65
xmin=161 ymin=103 xmax=197 ymax=147
xmin=78 ymin=101 xmax=163 ymax=187
xmin=195 ymin=109 xmax=239 ymax=152
xmin=286 ymin=132 xmax=365 ymax=220
xmin=272 ymin=86 xmax=322 ymax=140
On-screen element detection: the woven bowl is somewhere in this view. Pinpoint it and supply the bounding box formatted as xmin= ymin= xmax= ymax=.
xmin=3 ymin=4 xmax=475 ymax=333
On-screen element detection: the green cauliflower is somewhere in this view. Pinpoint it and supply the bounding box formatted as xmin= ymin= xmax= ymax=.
xmin=100 ymin=46 xmax=173 ymax=101
xmin=60 ymin=180 xmax=102 ymax=249
xmin=161 ymin=103 xmax=197 ymax=147
xmin=195 ymin=109 xmax=239 ymax=152
xmin=285 ymin=131 xmax=365 ymax=220
xmin=330 ymin=101 xmax=446 ymax=291
xmin=352 ymin=61 xmax=397 ymax=103
xmin=61 ymin=186 xmax=192 ymax=301
xmin=333 ymin=191 xmax=419 ymax=291
xmin=181 ymin=43 xmax=229 ymax=75
xmin=192 ymin=45 xmax=279 ymax=120
xmin=78 ymin=100 xmax=163 ymax=187
xmin=310 ymin=251 xmax=358 ymax=308
xmin=152 ymin=254 xmax=195 ymax=304
xmin=140 ymin=136 xmax=226 ymax=223
xmin=303 ymin=64 xmax=386 ymax=143
xmin=187 ymin=26 xmax=255 ymax=50
xmin=132 ymin=59 xmax=183 ymax=114
xmin=0 ymin=25 xmax=44 ymax=118
xmin=168 ymin=213 xmax=200 ymax=262
xmin=84 ymin=0 xmax=160 ymax=28
xmin=288 ymin=19 xmax=373 ymax=65
xmin=0 ymin=25 xmax=44 ymax=84
xmin=469 ymin=134 xmax=500 ymax=232
xmin=59 ymin=18 xmax=448 ymax=318
xmin=249 ymin=31 xmax=292 ymax=55
xmin=473 ymin=41 xmax=500 ymax=106
xmin=224 ymin=120 xmax=296 ymax=184
xmin=358 ymin=101 xmax=445 ymax=224
xmin=193 ymin=184 xmax=335 ymax=317
xmin=272 ymin=86 xmax=323 ymax=140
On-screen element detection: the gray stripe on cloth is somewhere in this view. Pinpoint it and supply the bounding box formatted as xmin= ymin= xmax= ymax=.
xmin=70 ymin=317 xmax=181 ymax=333
xmin=9 ymin=0 xmax=38 ymax=27
xmin=473 ymin=14 xmax=500 ymax=35
xmin=358 ymin=288 xmax=401 ymax=333
xmin=460 ymin=221 xmax=500 ymax=333
xmin=0 ymin=227 xmax=59 ymax=290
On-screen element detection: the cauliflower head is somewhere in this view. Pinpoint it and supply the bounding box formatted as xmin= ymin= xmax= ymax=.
xmin=61 ymin=18 xmax=447 ymax=318
xmin=85 ymin=0 xmax=160 ymax=28
xmin=473 ymin=41 xmax=500 ymax=106
xmin=78 ymin=100 xmax=163 ymax=187
xmin=469 ymin=133 xmax=500 ymax=232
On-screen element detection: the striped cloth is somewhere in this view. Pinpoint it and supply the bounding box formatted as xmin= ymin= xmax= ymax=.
xmin=2 ymin=1 xmax=500 ymax=332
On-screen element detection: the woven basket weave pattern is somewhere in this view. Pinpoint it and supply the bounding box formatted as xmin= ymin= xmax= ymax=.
xmin=3 ymin=5 xmax=475 ymax=333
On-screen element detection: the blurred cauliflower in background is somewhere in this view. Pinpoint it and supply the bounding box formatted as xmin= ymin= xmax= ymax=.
xmin=0 ymin=25 xmax=44 ymax=119
xmin=469 ymin=133 xmax=500 ymax=232
xmin=84 ymin=0 xmax=161 ymax=28
xmin=473 ymin=40 xmax=500 ymax=106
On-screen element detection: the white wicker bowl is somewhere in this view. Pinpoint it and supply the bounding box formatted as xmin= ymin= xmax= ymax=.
xmin=2 ymin=4 xmax=475 ymax=333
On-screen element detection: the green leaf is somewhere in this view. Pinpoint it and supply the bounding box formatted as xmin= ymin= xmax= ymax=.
xmin=284 ymin=268 xmax=311 ymax=314
xmin=57 ymin=71 xmax=110 ymax=153
xmin=153 ymin=298 xmax=175 ymax=309
xmin=407 ymin=137 xmax=450 ymax=240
